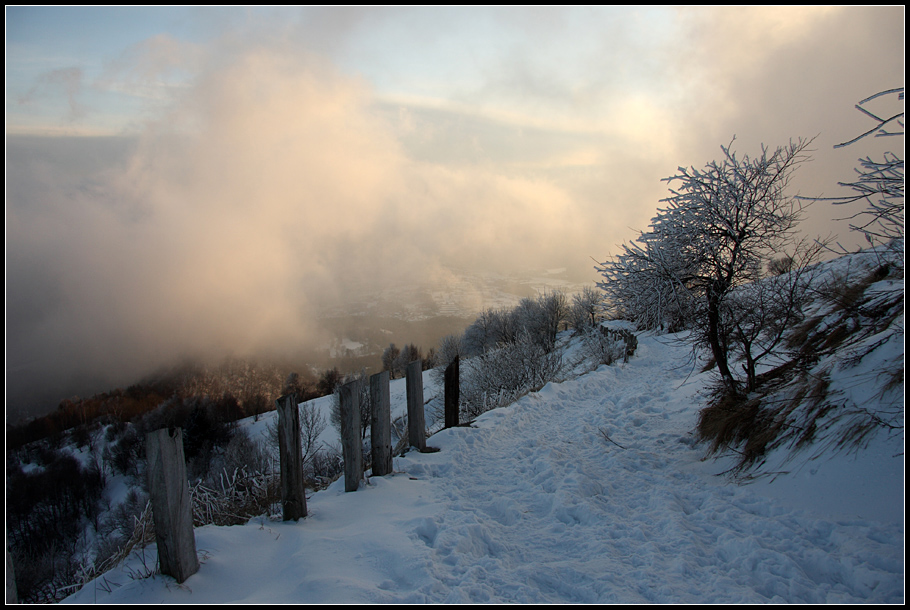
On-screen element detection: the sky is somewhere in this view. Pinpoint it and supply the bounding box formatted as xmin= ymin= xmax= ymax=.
xmin=5 ymin=6 xmax=905 ymax=420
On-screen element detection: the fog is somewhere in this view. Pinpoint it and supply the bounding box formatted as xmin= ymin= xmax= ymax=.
xmin=6 ymin=7 xmax=903 ymax=421
xmin=6 ymin=49 xmax=635 ymax=419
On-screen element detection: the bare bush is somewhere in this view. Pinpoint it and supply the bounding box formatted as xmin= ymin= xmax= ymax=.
xmin=330 ymin=371 xmax=372 ymax=440
xmin=767 ymin=256 xmax=795 ymax=276
xmin=266 ymin=399 xmax=326 ymax=474
xmin=569 ymin=285 xmax=605 ymax=331
xmin=810 ymin=88 xmax=904 ymax=260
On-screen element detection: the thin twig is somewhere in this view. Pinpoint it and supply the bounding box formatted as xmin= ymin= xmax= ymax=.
xmin=598 ymin=427 xmax=627 ymax=450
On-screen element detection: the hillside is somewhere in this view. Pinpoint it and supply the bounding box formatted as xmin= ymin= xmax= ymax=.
xmin=60 ymin=249 xmax=904 ymax=603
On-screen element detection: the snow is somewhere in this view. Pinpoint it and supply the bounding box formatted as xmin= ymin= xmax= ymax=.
xmin=63 ymin=325 xmax=904 ymax=604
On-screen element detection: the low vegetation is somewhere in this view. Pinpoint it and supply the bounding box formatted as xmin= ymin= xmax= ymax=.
xmin=5 ymin=358 xmax=346 ymax=602
xmin=696 ymin=252 xmax=903 ymax=478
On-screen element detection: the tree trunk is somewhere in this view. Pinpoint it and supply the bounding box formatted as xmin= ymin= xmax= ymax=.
xmin=743 ymin=346 xmax=757 ymax=393
xmin=706 ymin=292 xmax=738 ymax=395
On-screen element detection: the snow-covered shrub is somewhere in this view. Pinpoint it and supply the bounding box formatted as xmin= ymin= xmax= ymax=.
xmin=309 ymin=445 xmax=344 ymax=487
xmin=460 ymin=331 xmax=563 ymax=418
xmin=431 ymin=333 xmax=466 ymax=385
xmin=581 ymin=326 xmax=638 ymax=367
xmin=190 ymin=465 xmax=281 ymax=526
xmin=510 ymin=292 xmax=568 ymax=354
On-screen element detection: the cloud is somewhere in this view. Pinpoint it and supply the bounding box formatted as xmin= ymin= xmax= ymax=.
xmin=7 ymin=40 xmax=623 ymax=417
xmin=96 ymin=33 xmax=203 ymax=101
xmin=18 ymin=66 xmax=87 ymax=121
xmin=7 ymin=7 xmax=903 ymax=418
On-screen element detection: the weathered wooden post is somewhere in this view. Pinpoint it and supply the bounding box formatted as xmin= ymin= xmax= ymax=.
xmin=276 ymin=393 xmax=307 ymax=520
xmin=146 ymin=427 xmax=199 ymax=584
xmin=370 ymin=371 xmax=393 ymax=476
xmin=444 ymin=355 xmax=460 ymax=429
xmin=340 ymin=379 xmax=363 ymax=492
xmin=406 ymin=360 xmax=427 ymax=451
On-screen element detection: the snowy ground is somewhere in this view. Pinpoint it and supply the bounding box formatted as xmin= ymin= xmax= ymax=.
xmin=64 ymin=331 xmax=903 ymax=604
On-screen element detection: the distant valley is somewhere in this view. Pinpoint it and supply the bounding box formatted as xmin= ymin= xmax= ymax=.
xmin=313 ymin=266 xmax=592 ymax=374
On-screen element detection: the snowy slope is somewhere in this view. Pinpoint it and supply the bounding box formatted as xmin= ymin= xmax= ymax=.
xmin=63 ymin=328 xmax=904 ymax=604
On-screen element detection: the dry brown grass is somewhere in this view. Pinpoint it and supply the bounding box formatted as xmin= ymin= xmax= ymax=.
xmin=880 ymin=366 xmax=904 ymax=397
xmin=792 ymin=375 xmax=834 ymax=449
xmin=698 ymin=376 xmax=825 ymax=475
xmin=696 ymin=391 xmax=762 ymax=458
xmin=786 ymin=315 xmax=823 ymax=353
xmin=820 ymin=322 xmax=853 ymax=352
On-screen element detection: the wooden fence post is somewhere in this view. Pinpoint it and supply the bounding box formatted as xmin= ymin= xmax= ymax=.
xmin=444 ymin=355 xmax=460 ymax=429
xmin=406 ymin=360 xmax=427 ymax=451
xmin=370 ymin=371 xmax=393 ymax=476
xmin=146 ymin=427 xmax=199 ymax=584
xmin=277 ymin=393 xmax=307 ymax=520
xmin=340 ymin=380 xmax=363 ymax=492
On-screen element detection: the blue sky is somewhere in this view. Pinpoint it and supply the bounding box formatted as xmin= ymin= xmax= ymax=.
xmin=7 ymin=6 xmax=680 ymax=135
xmin=11 ymin=6 xmax=900 ymax=140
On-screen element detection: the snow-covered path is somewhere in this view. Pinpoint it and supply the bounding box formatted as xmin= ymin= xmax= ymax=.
xmin=65 ymin=334 xmax=904 ymax=604
xmin=391 ymin=337 xmax=903 ymax=603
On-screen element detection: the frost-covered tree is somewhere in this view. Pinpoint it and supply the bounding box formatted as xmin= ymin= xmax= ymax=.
xmin=569 ymin=285 xmax=605 ymax=331
xmin=597 ymin=215 xmax=700 ymax=332
xmin=436 ymin=333 xmax=464 ymax=368
xmin=489 ymin=307 xmax=518 ymax=345
xmin=509 ymin=291 xmax=568 ymax=354
xmin=725 ymin=239 xmax=827 ymax=391
xmin=394 ymin=343 xmax=423 ymax=376
xmin=463 ymin=309 xmax=498 ymax=356
xmin=539 ymin=290 xmax=569 ymax=350
xmin=598 ymin=138 xmax=816 ymax=395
